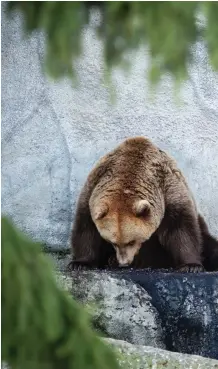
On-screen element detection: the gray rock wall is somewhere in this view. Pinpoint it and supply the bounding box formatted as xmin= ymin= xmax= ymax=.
xmin=1 ymin=6 xmax=218 ymax=250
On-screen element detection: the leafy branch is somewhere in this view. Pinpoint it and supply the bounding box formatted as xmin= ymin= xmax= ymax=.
xmin=6 ymin=1 xmax=218 ymax=87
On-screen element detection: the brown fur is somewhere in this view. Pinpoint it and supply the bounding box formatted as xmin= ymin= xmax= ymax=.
xmin=198 ymin=215 xmax=218 ymax=271
xmin=69 ymin=136 xmax=218 ymax=272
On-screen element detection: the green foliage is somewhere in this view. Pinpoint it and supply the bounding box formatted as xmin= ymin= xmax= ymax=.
xmin=6 ymin=1 xmax=218 ymax=87
xmin=1 ymin=216 xmax=119 ymax=369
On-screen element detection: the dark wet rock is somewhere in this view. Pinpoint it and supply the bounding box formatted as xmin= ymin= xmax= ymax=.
xmin=112 ymin=268 xmax=218 ymax=360
xmin=58 ymin=269 xmax=218 ymax=360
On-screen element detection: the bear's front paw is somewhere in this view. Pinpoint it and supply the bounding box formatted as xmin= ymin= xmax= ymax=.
xmin=177 ymin=264 xmax=205 ymax=273
xmin=66 ymin=260 xmax=90 ymax=272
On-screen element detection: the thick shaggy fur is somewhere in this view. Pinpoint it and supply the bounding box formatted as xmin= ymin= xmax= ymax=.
xmin=198 ymin=215 xmax=218 ymax=271
xmin=70 ymin=137 xmax=218 ymax=272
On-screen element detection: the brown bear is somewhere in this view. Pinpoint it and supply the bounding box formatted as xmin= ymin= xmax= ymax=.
xmin=198 ymin=214 xmax=218 ymax=271
xmin=69 ymin=136 xmax=218 ymax=272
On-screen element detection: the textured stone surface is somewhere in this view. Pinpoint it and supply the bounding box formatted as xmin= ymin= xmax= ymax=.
xmin=1 ymin=5 xmax=218 ymax=250
xmin=70 ymin=270 xmax=164 ymax=349
xmin=61 ymin=269 xmax=218 ymax=359
xmin=55 ymin=270 xmax=72 ymax=292
xmin=117 ymin=269 xmax=218 ymax=360
xmin=4 ymin=270 xmax=218 ymax=368
xmin=106 ymin=338 xmax=218 ymax=369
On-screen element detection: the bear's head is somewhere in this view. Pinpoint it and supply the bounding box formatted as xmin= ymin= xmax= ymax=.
xmin=90 ymin=197 xmax=162 ymax=267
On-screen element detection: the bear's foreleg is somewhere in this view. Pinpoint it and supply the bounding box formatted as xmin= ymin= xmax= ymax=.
xmin=158 ymin=205 xmax=204 ymax=273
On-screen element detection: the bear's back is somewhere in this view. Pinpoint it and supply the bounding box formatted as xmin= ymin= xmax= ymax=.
xmin=89 ymin=137 xmax=171 ymax=203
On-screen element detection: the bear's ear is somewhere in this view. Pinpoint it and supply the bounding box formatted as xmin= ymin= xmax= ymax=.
xmin=134 ymin=199 xmax=150 ymax=217
xmin=93 ymin=203 xmax=109 ymax=220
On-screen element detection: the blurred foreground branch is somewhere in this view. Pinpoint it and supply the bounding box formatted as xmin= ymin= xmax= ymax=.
xmin=1 ymin=216 xmax=119 ymax=369
xmin=6 ymin=1 xmax=218 ymax=87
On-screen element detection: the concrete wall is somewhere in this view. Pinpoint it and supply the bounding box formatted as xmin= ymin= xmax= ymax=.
xmin=1 ymin=7 xmax=218 ymax=250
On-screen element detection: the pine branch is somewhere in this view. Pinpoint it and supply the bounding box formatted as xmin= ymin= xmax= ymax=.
xmin=1 ymin=216 xmax=119 ymax=369
xmin=6 ymin=2 xmax=218 ymax=87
